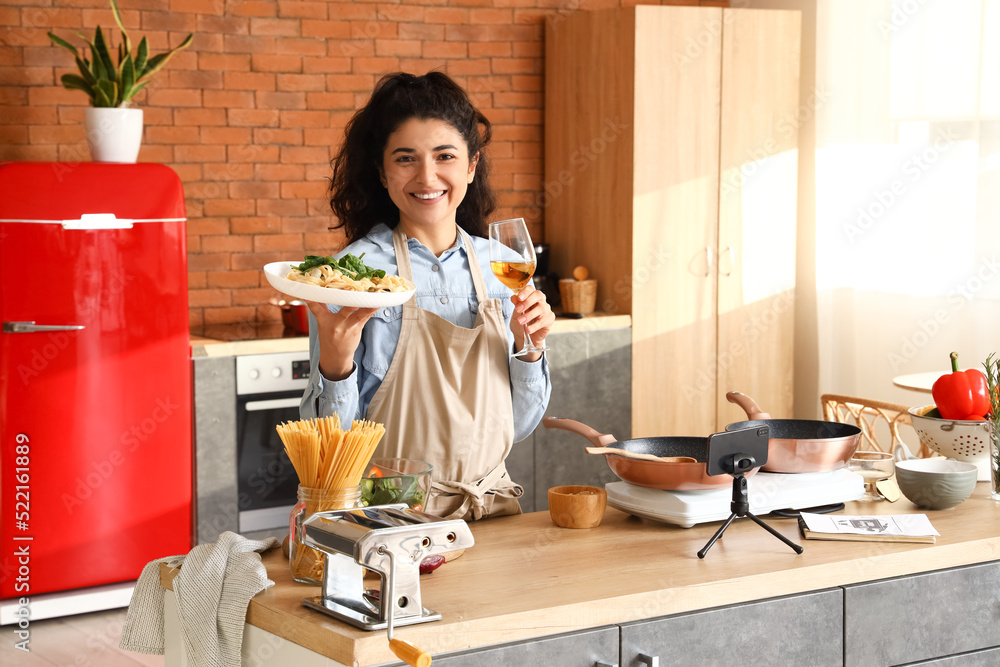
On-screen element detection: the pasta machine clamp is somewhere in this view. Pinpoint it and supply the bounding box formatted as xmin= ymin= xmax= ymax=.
xmin=301 ymin=505 xmax=475 ymax=630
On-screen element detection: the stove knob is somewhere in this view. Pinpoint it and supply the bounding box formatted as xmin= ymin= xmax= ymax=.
xmin=272 ymin=367 xmax=282 ymax=378
xmin=249 ymin=369 xmax=260 ymax=380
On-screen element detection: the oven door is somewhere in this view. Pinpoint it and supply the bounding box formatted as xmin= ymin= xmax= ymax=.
xmin=236 ymin=390 xmax=302 ymax=533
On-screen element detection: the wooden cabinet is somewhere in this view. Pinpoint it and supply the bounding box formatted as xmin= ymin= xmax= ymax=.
xmin=544 ymin=6 xmax=801 ymax=436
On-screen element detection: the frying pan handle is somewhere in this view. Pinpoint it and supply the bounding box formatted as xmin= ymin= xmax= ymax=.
xmin=542 ymin=417 xmax=618 ymax=447
xmin=726 ymin=391 xmax=771 ymax=420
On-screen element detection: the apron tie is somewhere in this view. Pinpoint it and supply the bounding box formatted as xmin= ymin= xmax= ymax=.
xmin=431 ymin=464 xmax=522 ymax=521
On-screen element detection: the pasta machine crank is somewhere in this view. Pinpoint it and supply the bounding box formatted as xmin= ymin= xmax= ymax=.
xmin=302 ymin=504 xmax=475 ymax=630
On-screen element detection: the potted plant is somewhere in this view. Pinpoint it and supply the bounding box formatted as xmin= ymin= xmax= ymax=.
xmin=48 ymin=0 xmax=192 ymax=163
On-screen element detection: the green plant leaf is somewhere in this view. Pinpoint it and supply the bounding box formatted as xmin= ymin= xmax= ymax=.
xmin=134 ymin=37 xmax=148 ymax=76
xmin=48 ymin=33 xmax=79 ymax=58
xmin=137 ymin=33 xmax=193 ymax=81
xmin=88 ymin=38 xmax=109 ymax=84
xmin=74 ymin=56 xmax=96 ymax=85
xmin=60 ymin=73 xmax=96 ymax=101
xmin=120 ymin=54 xmax=136 ymax=102
xmin=95 ymin=78 xmax=117 ymax=107
xmin=110 ymin=0 xmax=131 ymax=58
xmin=48 ymin=0 xmax=191 ymax=108
xmin=93 ymin=26 xmax=116 ymax=77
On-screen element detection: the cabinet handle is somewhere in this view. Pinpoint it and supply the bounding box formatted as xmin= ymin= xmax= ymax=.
xmin=594 ymin=662 xmax=618 ymax=667
xmin=3 ymin=321 xmax=85 ymax=333
xmin=703 ymin=246 xmax=714 ymax=277
xmin=718 ymin=245 xmax=735 ymax=277
xmin=637 ymin=654 xmax=659 ymax=667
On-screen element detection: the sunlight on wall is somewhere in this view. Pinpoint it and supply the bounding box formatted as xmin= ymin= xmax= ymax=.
xmin=735 ymin=148 xmax=798 ymax=305
xmin=813 ymin=0 xmax=1000 ymax=401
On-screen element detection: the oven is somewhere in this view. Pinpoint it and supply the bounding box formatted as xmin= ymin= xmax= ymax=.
xmin=235 ymin=351 xmax=311 ymax=533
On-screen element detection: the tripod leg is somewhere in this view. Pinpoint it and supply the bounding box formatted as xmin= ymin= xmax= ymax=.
xmin=697 ymin=512 xmax=738 ymax=559
xmin=746 ymin=512 xmax=804 ymax=554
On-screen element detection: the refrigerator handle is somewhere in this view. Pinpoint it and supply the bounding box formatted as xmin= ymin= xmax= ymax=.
xmin=3 ymin=321 xmax=86 ymax=333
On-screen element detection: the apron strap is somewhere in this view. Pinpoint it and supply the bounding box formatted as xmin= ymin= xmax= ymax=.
xmin=431 ymin=462 xmax=521 ymax=521
xmin=456 ymin=227 xmax=489 ymax=304
xmin=391 ymin=225 xmax=489 ymax=308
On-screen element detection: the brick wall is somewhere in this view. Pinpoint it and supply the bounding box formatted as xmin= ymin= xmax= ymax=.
xmin=1 ymin=0 xmax=727 ymax=327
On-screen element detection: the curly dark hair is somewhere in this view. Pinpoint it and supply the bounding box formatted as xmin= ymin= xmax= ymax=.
xmin=329 ymin=71 xmax=498 ymax=244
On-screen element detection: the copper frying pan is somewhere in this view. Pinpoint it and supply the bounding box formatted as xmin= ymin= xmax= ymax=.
xmin=725 ymin=392 xmax=862 ymax=473
xmin=542 ymin=417 xmax=755 ymax=490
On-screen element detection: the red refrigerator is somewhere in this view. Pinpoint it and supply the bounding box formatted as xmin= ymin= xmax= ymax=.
xmin=0 ymin=162 xmax=192 ymax=601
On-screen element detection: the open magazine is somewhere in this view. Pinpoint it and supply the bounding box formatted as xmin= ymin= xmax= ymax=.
xmin=798 ymin=513 xmax=939 ymax=544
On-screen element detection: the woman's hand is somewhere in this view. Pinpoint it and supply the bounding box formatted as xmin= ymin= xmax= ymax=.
xmin=305 ymin=300 xmax=378 ymax=381
xmin=510 ymin=284 xmax=554 ymax=362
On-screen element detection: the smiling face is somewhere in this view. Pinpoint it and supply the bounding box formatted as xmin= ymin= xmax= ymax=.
xmin=380 ymin=117 xmax=479 ymax=241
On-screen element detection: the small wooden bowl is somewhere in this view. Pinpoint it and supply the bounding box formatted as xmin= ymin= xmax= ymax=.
xmin=548 ymin=485 xmax=607 ymax=529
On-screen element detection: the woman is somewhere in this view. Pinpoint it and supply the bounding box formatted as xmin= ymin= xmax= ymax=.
xmin=300 ymin=72 xmax=554 ymax=520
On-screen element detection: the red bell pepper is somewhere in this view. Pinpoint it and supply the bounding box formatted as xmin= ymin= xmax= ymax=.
xmin=931 ymin=352 xmax=990 ymax=420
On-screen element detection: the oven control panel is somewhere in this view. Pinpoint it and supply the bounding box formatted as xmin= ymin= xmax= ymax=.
xmin=236 ymin=351 xmax=311 ymax=396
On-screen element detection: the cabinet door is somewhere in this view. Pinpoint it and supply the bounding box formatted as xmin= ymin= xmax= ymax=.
xmin=631 ymin=5 xmax=722 ymax=438
xmin=379 ymin=626 xmax=619 ymax=667
xmin=620 ymin=589 xmax=842 ymax=666
xmin=716 ymin=8 xmax=801 ymax=428
xmin=844 ymin=561 xmax=1000 ymax=666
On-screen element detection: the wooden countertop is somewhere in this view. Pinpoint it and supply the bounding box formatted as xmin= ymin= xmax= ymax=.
xmin=190 ymin=312 xmax=631 ymax=357
xmin=161 ymin=485 xmax=1000 ymax=666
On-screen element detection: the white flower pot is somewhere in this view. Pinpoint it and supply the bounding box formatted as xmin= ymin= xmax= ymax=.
xmin=84 ymin=107 xmax=143 ymax=163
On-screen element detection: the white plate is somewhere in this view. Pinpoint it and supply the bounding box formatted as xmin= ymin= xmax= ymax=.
xmin=263 ymin=261 xmax=416 ymax=308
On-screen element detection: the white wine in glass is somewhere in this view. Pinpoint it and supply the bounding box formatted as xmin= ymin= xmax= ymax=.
xmin=489 ymin=218 xmax=547 ymax=357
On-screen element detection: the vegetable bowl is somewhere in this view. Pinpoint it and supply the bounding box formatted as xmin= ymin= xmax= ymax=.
xmin=361 ymin=458 xmax=432 ymax=510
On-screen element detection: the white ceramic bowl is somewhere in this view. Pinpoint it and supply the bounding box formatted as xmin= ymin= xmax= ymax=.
xmin=907 ymin=405 xmax=991 ymax=481
xmin=894 ymin=458 xmax=978 ymax=510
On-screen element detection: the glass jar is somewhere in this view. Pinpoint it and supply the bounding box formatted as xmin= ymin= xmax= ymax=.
xmin=289 ymin=485 xmax=363 ymax=585
xmin=989 ymin=421 xmax=1000 ymax=502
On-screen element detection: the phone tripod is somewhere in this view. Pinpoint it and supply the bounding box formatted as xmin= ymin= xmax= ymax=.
xmin=697 ymin=457 xmax=804 ymax=559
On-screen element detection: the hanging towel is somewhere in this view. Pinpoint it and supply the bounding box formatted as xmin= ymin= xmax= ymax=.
xmin=120 ymin=531 xmax=279 ymax=667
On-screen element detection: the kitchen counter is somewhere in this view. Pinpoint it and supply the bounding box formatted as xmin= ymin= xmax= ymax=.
xmin=160 ymin=485 xmax=1000 ymax=666
xmin=189 ymin=312 xmax=631 ymax=357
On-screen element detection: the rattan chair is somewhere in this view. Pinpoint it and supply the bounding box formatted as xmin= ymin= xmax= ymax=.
xmin=820 ymin=394 xmax=934 ymax=458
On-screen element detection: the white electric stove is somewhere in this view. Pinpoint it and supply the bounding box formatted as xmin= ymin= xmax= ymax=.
xmin=606 ymin=469 xmax=865 ymax=528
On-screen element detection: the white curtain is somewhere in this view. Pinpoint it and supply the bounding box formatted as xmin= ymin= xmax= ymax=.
xmin=812 ymin=0 xmax=1000 ymax=408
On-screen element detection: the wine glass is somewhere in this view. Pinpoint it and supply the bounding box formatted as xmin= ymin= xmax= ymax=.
xmin=848 ymin=451 xmax=895 ymax=502
xmin=489 ymin=218 xmax=547 ymax=357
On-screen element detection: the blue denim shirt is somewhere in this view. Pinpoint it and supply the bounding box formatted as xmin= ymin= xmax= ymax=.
xmin=300 ymin=223 xmax=551 ymax=443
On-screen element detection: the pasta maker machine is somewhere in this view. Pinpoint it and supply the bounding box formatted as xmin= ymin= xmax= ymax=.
xmin=302 ymin=504 xmax=474 ymax=630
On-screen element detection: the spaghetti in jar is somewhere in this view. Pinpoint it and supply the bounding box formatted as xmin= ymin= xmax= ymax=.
xmin=276 ymin=416 xmax=386 ymax=584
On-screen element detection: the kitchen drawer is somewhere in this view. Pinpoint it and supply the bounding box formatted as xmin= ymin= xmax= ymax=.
xmin=377 ymin=626 xmax=619 ymax=667
xmin=620 ymin=589 xmax=843 ymax=667
xmin=844 ymin=561 xmax=1000 ymax=667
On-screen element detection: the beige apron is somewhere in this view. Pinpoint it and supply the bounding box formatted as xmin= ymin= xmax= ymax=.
xmin=365 ymin=226 xmax=523 ymax=520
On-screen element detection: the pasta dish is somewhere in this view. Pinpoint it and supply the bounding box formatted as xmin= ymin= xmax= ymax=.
xmin=285 ymin=264 xmax=413 ymax=293
xmin=284 ymin=253 xmax=414 ymax=293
